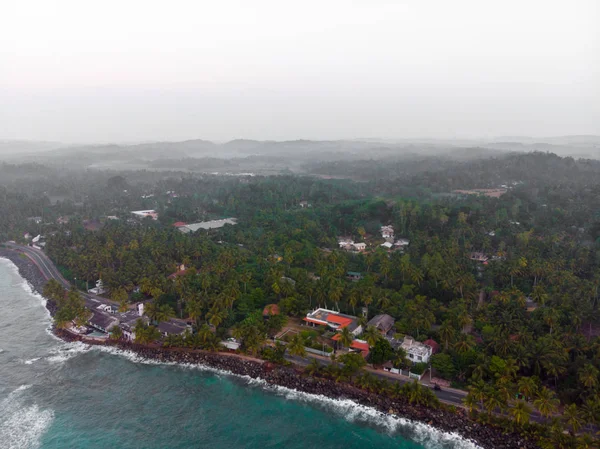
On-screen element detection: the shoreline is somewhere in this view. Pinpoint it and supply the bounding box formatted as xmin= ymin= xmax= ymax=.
xmin=0 ymin=249 xmax=539 ymax=449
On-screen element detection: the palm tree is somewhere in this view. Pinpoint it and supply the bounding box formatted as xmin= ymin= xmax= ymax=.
xmin=438 ymin=320 xmax=456 ymax=351
xmin=185 ymin=298 xmax=203 ymax=328
xmin=517 ymin=376 xmax=538 ymax=401
xmin=305 ymin=358 xmax=321 ymax=376
xmin=287 ymin=334 xmax=307 ymax=357
xmin=510 ymin=400 xmax=532 ymax=426
xmin=454 ymin=335 xmax=474 ymax=354
xmin=534 ymin=387 xmax=559 ymax=418
xmin=338 ymin=326 xmax=354 ymax=349
xmin=155 ymin=304 xmax=174 ymax=324
xmin=468 ymin=379 xmax=487 ymax=411
xmin=483 ymin=389 xmax=505 ymax=417
xmin=206 ymin=306 xmax=226 ymax=328
xmin=463 ymin=394 xmax=478 ymax=414
xmin=564 ymin=404 xmax=584 ymax=435
xmin=110 ymin=325 xmax=123 ymax=340
xmin=575 ymin=433 xmax=596 ymax=449
xmin=362 ymin=325 xmax=381 ymax=347
xmin=578 ymin=364 xmax=599 ymax=390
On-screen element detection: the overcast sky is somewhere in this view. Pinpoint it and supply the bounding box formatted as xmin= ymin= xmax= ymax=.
xmin=1 ymin=0 xmax=599 ymax=143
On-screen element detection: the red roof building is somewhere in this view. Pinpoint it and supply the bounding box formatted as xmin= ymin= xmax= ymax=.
xmin=263 ymin=304 xmax=280 ymax=317
xmin=173 ymin=222 xmax=187 ymax=227
xmin=423 ymin=339 xmax=440 ymax=354
xmin=168 ymin=264 xmax=188 ymax=280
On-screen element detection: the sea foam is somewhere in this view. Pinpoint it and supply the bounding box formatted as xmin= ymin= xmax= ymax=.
xmin=92 ymin=346 xmax=481 ymax=449
xmin=0 ymin=385 xmax=54 ymax=449
xmin=46 ymin=341 xmax=91 ymax=364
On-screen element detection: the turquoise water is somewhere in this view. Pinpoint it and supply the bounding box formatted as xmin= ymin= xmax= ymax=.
xmin=0 ymin=259 xmax=478 ymax=449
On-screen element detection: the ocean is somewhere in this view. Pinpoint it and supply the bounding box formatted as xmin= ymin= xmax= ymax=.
xmin=0 ymin=258 xmax=480 ymax=449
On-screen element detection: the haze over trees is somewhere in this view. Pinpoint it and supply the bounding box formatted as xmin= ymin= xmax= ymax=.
xmin=2 ymin=143 xmax=600 ymax=447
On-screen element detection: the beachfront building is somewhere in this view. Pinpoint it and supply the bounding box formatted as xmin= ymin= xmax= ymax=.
xmin=400 ymin=336 xmax=434 ymax=364
xmin=303 ymin=308 xmax=363 ymax=336
xmin=88 ymin=312 xmax=118 ymax=334
xmin=158 ymin=320 xmax=192 ymax=337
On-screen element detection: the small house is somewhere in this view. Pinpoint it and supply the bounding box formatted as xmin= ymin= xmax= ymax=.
xmin=263 ymin=304 xmax=280 ymax=318
xmin=367 ymin=314 xmax=395 ymax=335
xmin=346 ymin=271 xmax=362 ymax=282
xmin=158 ymin=320 xmax=191 ymax=337
xmin=88 ymin=312 xmax=118 ymax=333
xmin=400 ymin=336 xmax=434 ymax=364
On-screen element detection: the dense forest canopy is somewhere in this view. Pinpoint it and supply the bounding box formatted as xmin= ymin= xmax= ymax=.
xmin=2 ymin=149 xmax=600 ymax=448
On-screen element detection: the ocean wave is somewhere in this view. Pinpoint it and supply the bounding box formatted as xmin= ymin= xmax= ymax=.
xmin=46 ymin=341 xmax=91 ymax=364
xmin=23 ymin=358 xmax=41 ymax=365
xmin=0 ymin=385 xmax=54 ymax=449
xmin=267 ymin=384 xmax=480 ymax=449
xmin=93 ymin=346 xmax=480 ymax=449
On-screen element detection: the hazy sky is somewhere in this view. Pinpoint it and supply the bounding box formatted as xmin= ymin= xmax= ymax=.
xmin=1 ymin=0 xmax=599 ymax=143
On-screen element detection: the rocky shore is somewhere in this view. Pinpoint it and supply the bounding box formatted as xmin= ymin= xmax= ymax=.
xmin=1 ymin=248 xmax=539 ymax=449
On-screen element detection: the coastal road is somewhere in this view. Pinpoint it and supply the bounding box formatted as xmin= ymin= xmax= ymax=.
xmin=285 ymin=354 xmax=468 ymax=407
xmin=4 ymin=242 xmax=116 ymax=309
xmin=6 ymin=242 xmax=587 ymax=429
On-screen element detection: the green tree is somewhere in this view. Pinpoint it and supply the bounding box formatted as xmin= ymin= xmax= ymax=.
xmin=287 ymin=333 xmax=307 ymax=357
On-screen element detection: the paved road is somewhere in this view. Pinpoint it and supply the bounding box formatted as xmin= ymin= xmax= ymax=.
xmin=285 ymin=353 xmax=468 ymax=406
xmin=5 ymin=242 xmax=115 ymax=310
xmin=8 ymin=242 xmax=590 ymax=429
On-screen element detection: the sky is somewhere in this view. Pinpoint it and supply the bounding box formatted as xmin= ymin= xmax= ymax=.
xmin=1 ymin=0 xmax=599 ymax=143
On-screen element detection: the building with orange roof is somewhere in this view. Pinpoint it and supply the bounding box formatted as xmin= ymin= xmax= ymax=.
xmin=303 ymin=308 xmax=362 ymax=335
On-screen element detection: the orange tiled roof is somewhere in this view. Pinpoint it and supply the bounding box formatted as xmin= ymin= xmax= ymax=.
xmin=326 ymin=315 xmax=353 ymax=328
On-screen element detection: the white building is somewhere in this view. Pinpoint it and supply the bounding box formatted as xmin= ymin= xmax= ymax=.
xmin=131 ymin=210 xmax=158 ymax=220
xmin=177 ymin=218 xmax=237 ymax=233
xmin=380 ymin=242 xmax=393 ymax=249
xmin=394 ymin=238 xmax=410 ymax=247
xmin=88 ymin=279 xmax=106 ymax=295
xmin=400 ymin=336 xmax=433 ymax=364
xmin=381 ymin=225 xmax=394 ymax=239
xmin=353 ymin=242 xmax=367 ymax=251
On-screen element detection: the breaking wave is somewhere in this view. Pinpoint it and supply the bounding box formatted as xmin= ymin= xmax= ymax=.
xmin=0 ymin=385 xmax=54 ymax=449
xmin=21 ymin=358 xmax=41 ymax=365
xmin=46 ymin=341 xmax=91 ymax=364
xmin=93 ymin=346 xmax=480 ymax=449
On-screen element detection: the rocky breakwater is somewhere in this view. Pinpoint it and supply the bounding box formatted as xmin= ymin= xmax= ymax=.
xmin=55 ymin=330 xmax=538 ymax=449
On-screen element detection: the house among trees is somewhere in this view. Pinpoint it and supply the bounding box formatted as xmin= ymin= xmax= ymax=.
xmin=423 ymin=338 xmax=440 ymax=355
xmin=168 ymin=264 xmax=188 ymax=280
xmin=177 ymin=218 xmax=237 ymax=233
xmin=400 ymin=336 xmax=434 ymax=364
xmin=346 ymin=271 xmax=362 ymax=281
xmin=299 ymin=200 xmax=310 ymax=208
xmin=332 ymin=333 xmax=370 ymax=356
xmin=262 ymin=304 xmax=280 ymax=318
xmin=394 ymin=238 xmax=410 ymax=247
xmin=380 ymin=225 xmax=394 ymax=240
xmin=470 ymin=252 xmax=489 ymax=263
xmin=367 ymin=314 xmax=395 ymax=335
xmin=131 ymin=209 xmax=159 ymax=220
xmin=158 ymin=320 xmax=191 ymax=337
xmin=303 ymin=308 xmax=362 ymax=335
xmin=88 ymin=279 xmax=106 ymax=295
